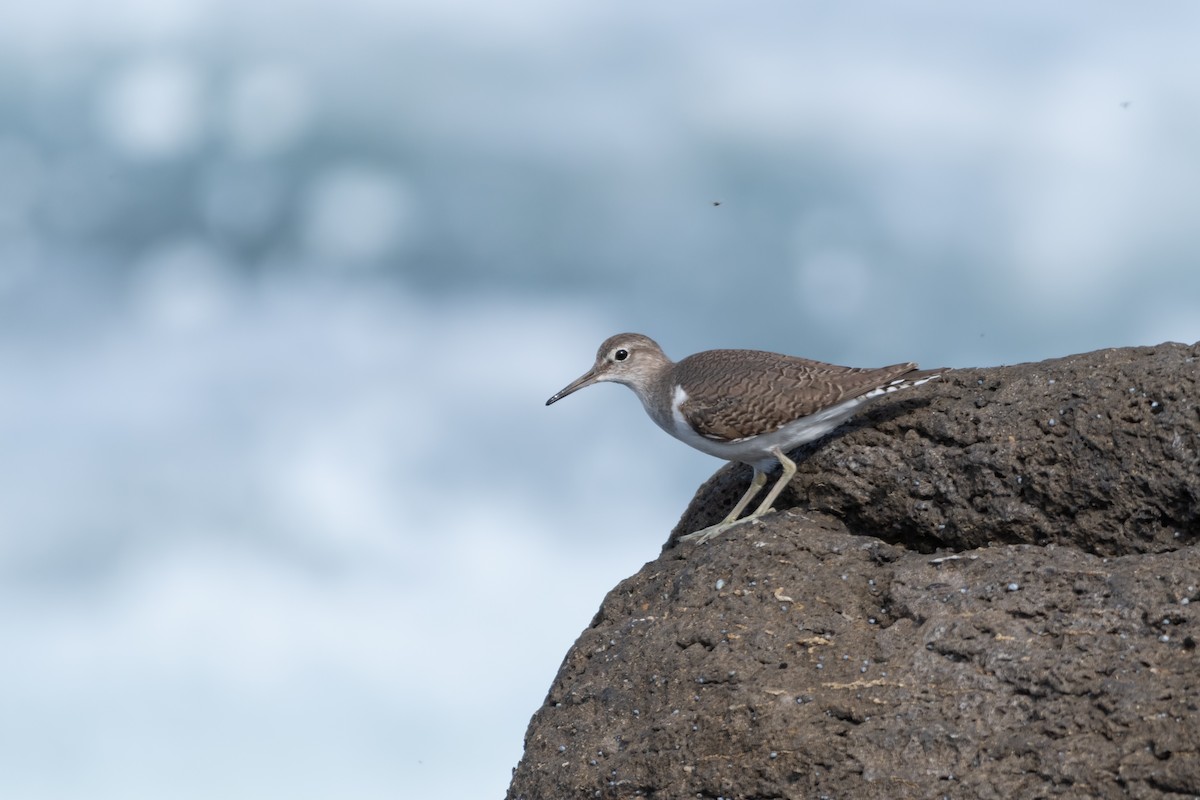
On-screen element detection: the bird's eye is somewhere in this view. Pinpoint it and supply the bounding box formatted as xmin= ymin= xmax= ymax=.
xmin=614 ymin=349 xmax=629 ymax=361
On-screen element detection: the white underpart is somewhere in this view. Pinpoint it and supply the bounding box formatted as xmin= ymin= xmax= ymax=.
xmin=665 ymin=375 xmax=938 ymax=472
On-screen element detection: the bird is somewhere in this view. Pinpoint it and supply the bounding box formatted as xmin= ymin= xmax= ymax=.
xmin=546 ymin=333 xmax=942 ymax=543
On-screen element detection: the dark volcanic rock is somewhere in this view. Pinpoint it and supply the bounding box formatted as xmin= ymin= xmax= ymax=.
xmin=509 ymin=343 xmax=1200 ymax=800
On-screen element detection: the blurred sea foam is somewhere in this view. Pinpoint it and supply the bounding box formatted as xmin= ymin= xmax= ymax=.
xmin=1 ymin=1 xmax=1199 ymax=797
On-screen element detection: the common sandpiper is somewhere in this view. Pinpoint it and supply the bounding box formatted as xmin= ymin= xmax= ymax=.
xmin=546 ymin=333 xmax=942 ymax=543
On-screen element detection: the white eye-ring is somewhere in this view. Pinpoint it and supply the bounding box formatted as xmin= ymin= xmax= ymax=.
xmin=613 ymin=348 xmax=630 ymax=362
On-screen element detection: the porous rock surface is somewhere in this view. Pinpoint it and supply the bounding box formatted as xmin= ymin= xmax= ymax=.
xmin=508 ymin=342 xmax=1200 ymax=800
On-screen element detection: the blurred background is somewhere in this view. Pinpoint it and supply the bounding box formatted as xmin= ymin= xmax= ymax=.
xmin=1 ymin=1 xmax=1198 ymax=797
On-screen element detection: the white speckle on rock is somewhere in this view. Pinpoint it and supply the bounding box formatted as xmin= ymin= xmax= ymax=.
xmin=715 ymin=578 xmax=725 ymax=590
xmin=1007 ymin=582 xmax=1020 ymax=592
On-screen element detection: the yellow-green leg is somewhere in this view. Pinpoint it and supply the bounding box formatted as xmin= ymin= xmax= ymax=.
xmin=679 ymin=468 xmax=768 ymax=543
xmin=748 ymin=446 xmax=797 ymax=519
xmin=721 ymin=468 xmax=770 ymax=524
xmin=680 ymin=447 xmax=796 ymax=544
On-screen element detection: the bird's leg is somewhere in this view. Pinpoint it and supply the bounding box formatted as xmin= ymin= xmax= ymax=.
xmin=747 ymin=446 xmax=796 ymax=519
xmin=679 ymin=468 xmax=768 ymax=544
xmin=721 ymin=468 xmax=769 ymax=524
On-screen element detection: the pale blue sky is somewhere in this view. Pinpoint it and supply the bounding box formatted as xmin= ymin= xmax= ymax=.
xmin=1 ymin=2 xmax=1198 ymax=798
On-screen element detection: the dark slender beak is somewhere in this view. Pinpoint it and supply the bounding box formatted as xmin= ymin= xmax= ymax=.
xmin=546 ymin=368 xmax=601 ymax=406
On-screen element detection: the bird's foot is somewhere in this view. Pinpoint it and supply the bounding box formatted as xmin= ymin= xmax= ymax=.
xmin=679 ymin=514 xmax=761 ymax=544
xmin=679 ymin=521 xmax=739 ymax=544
